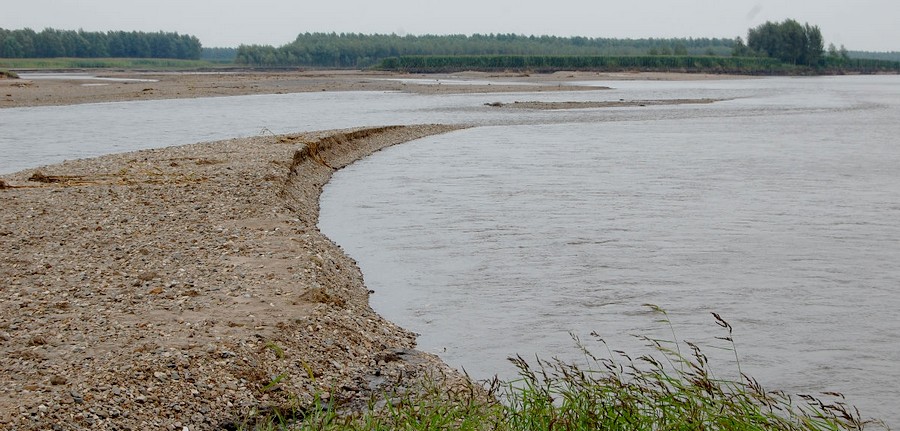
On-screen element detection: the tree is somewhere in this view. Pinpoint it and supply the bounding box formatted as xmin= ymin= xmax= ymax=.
xmin=827 ymin=43 xmax=839 ymax=59
xmin=2 ymin=37 xmax=23 ymax=57
xmin=732 ymin=36 xmax=753 ymax=57
xmin=805 ymin=24 xmax=824 ymax=65
xmin=746 ymin=19 xmax=824 ymax=66
xmin=35 ymin=28 xmax=65 ymax=57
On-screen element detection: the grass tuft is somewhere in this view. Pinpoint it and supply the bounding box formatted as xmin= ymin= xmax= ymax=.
xmin=240 ymin=306 xmax=886 ymax=430
xmin=264 ymin=341 xmax=286 ymax=359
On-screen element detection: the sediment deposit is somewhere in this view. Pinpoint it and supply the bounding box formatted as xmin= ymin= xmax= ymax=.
xmin=0 ymin=124 xmax=467 ymax=430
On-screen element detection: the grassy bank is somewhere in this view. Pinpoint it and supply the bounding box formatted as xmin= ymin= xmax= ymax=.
xmin=240 ymin=306 xmax=885 ymax=430
xmin=376 ymin=55 xmax=784 ymax=74
xmin=375 ymin=54 xmax=900 ymax=75
xmin=0 ymin=69 xmax=18 ymax=78
xmin=0 ymin=57 xmax=231 ymax=70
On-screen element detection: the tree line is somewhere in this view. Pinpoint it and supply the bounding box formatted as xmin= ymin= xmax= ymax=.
xmin=725 ymin=19 xmax=899 ymax=73
xmin=2 ymin=24 xmax=897 ymax=74
xmin=0 ymin=28 xmax=201 ymax=59
xmin=201 ymin=47 xmax=238 ymax=62
xmin=233 ymin=28 xmax=899 ymax=73
xmin=848 ymin=50 xmax=900 ymax=62
xmin=234 ymin=33 xmax=736 ymax=68
xmin=731 ymin=19 xmax=823 ymax=66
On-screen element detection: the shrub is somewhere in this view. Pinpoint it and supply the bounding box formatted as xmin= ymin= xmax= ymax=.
xmin=242 ymin=305 xmax=885 ymax=430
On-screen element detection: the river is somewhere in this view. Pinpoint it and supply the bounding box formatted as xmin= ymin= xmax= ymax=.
xmin=2 ymin=75 xmax=898 ymax=426
xmin=319 ymin=76 xmax=900 ymax=427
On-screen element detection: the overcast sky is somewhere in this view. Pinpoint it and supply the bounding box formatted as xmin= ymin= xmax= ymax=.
xmin=3 ymin=0 xmax=898 ymax=51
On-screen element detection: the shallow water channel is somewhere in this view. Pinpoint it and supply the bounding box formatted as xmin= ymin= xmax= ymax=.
xmin=3 ymin=76 xmax=899 ymax=426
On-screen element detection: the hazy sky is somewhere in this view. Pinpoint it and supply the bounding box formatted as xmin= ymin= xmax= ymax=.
xmin=3 ymin=0 xmax=898 ymax=51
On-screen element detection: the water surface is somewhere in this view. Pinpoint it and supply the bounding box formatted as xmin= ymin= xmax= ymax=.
xmin=320 ymin=76 xmax=900 ymax=426
xmin=2 ymin=77 xmax=768 ymax=174
xmin=4 ymin=75 xmax=898 ymax=426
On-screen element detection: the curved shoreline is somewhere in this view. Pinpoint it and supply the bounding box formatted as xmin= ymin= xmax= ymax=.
xmin=0 ymin=124 xmax=468 ymax=429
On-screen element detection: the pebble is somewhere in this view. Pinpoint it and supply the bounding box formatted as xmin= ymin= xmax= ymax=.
xmin=0 ymin=124 xmax=471 ymax=429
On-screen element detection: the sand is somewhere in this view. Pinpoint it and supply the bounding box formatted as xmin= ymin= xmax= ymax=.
xmin=0 ymin=123 xmax=477 ymax=430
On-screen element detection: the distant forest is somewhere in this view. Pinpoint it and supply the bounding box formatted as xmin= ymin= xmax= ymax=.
xmin=848 ymin=51 xmax=900 ymax=62
xmin=201 ymin=47 xmax=238 ymax=62
xmin=234 ymin=33 xmax=736 ymax=68
xmin=0 ymin=28 xmax=201 ymax=59
xmin=1 ymin=26 xmax=898 ymax=74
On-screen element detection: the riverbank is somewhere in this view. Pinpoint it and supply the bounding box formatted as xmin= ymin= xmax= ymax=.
xmin=0 ymin=69 xmax=743 ymax=108
xmin=0 ymin=124 xmax=470 ymax=430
